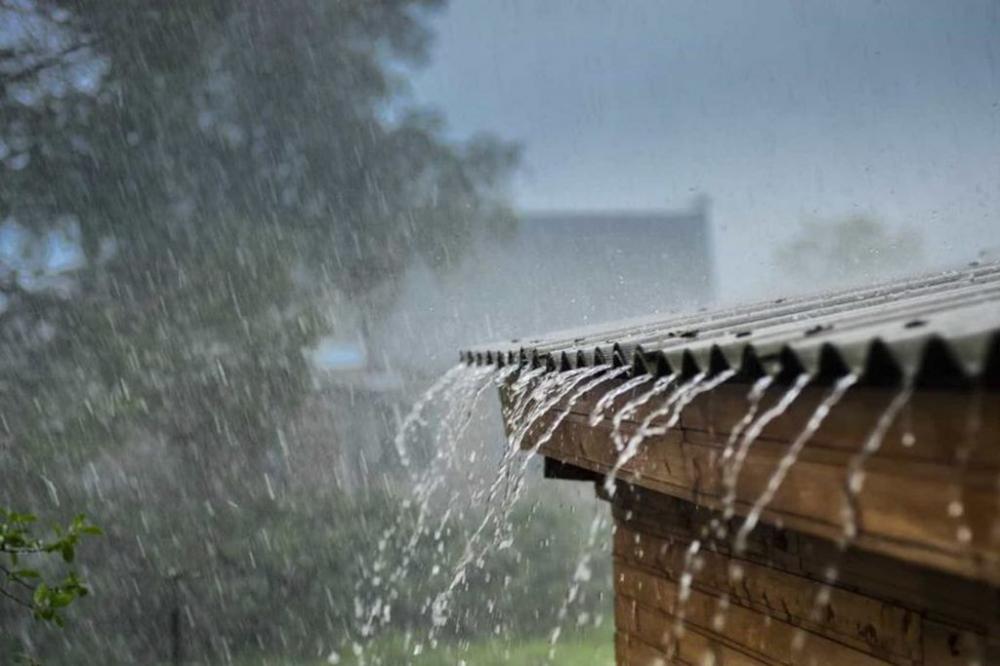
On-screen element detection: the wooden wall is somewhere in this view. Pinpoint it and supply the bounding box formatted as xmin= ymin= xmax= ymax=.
xmin=521 ymin=380 xmax=1000 ymax=584
xmin=502 ymin=372 xmax=1000 ymax=664
xmin=609 ymin=484 xmax=999 ymax=666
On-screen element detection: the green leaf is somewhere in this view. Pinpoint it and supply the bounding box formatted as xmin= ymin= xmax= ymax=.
xmin=51 ymin=591 xmax=75 ymax=608
xmin=33 ymin=582 xmax=48 ymax=606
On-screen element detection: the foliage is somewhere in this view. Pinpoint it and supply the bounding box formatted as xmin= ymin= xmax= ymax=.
xmin=230 ymin=626 xmax=615 ymax=666
xmin=774 ymin=215 xmax=923 ymax=288
xmin=0 ymin=1 xmax=529 ymax=663
xmin=347 ymin=627 xmax=615 ymax=666
xmin=0 ymin=508 xmax=100 ymax=626
xmin=0 ymin=0 xmax=518 ymax=463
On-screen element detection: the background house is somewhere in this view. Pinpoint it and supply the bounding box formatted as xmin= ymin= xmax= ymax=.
xmin=375 ymin=197 xmax=715 ymax=372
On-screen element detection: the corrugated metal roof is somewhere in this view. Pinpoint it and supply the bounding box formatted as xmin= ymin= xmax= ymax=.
xmin=459 ymin=262 xmax=1000 ymax=388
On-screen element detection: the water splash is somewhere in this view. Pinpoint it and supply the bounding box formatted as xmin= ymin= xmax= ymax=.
xmin=429 ymin=364 xmax=626 ymax=641
xmin=547 ymin=509 xmax=606 ymax=662
xmin=502 ymin=366 xmax=553 ymax=433
xmin=671 ymin=376 xmax=776 ymax=648
xmin=646 ymin=369 xmax=738 ymax=440
xmin=392 ymin=364 xmax=465 ymax=470
xmin=492 ymin=367 xmax=602 ymax=509
xmin=667 ymin=538 xmax=703 ymax=658
xmin=666 ymin=375 xmax=776 ymax=648
xmin=506 ymin=366 xmax=608 ymax=454
xmin=492 ymin=365 xmax=625 ymax=548
xmin=355 ymin=364 xmax=504 ymax=647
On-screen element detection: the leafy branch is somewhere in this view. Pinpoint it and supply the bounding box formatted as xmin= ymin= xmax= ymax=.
xmin=0 ymin=508 xmax=101 ymax=626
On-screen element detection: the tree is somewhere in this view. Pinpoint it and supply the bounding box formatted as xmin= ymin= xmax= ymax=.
xmin=774 ymin=215 xmax=923 ymax=289
xmin=0 ymin=1 xmax=518 ymax=661
xmin=0 ymin=508 xmax=100 ymax=626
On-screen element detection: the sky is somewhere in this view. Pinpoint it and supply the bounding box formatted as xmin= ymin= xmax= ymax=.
xmin=406 ymin=0 xmax=1000 ymax=300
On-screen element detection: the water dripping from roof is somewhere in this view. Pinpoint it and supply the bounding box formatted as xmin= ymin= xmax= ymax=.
xmin=720 ymin=373 xmax=811 ymax=524
xmin=733 ymin=373 xmax=858 ymax=554
xmin=603 ymin=372 xmax=706 ymax=497
xmin=589 ymin=372 xmax=654 ymax=427
xmin=610 ymin=374 xmax=677 ymax=453
xmin=792 ymin=380 xmax=913 ymax=659
xmin=501 ymin=365 xmax=629 ymax=518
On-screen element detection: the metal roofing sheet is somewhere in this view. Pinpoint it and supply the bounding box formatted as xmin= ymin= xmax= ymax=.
xmin=459 ymin=262 xmax=1000 ymax=388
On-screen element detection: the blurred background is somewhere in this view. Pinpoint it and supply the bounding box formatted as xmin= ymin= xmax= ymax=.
xmin=0 ymin=1 xmax=997 ymax=663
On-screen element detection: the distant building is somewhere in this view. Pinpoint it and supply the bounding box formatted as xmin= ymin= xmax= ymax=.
xmin=375 ymin=197 xmax=715 ymax=370
xmin=508 ymin=198 xmax=714 ymax=331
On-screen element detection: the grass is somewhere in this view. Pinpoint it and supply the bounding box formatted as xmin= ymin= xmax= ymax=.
xmin=233 ymin=627 xmax=615 ymax=666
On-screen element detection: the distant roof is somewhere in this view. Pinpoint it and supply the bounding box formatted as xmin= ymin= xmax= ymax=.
xmin=460 ymin=262 xmax=1000 ymax=389
xmin=312 ymin=339 xmax=367 ymax=371
xmin=517 ymin=205 xmax=708 ymax=234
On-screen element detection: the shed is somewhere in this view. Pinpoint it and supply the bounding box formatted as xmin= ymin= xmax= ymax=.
xmin=461 ymin=263 xmax=1000 ymax=665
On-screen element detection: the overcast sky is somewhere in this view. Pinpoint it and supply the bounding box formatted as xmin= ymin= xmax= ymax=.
xmin=407 ymin=0 xmax=1000 ymax=300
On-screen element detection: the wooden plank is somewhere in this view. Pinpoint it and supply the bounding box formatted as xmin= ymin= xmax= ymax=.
xmin=612 ymin=487 xmax=1000 ymax=637
xmin=621 ymin=597 xmax=772 ymax=665
xmin=552 ymin=381 xmax=1000 ymax=468
xmin=527 ymin=408 xmax=1000 ymax=584
xmin=613 ymin=525 xmax=922 ymax=662
xmin=921 ymin=619 xmax=1000 ymax=666
xmin=617 ymin=631 xmax=676 ymax=666
xmin=610 ymin=486 xmax=1000 ymax=663
xmin=679 ymin=385 xmax=1000 ymax=467
xmin=617 ymin=559 xmax=895 ymax=666
xmin=503 ymin=372 xmax=1000 ymax=664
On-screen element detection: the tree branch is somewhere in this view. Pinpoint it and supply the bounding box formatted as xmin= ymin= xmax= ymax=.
xmin=0 ymin=563 xmax=37 ymax=592
xmin=0 ymin=39 xmax=100 ymax=87
xmin=0 ymin=582 xmax=33 ymax=610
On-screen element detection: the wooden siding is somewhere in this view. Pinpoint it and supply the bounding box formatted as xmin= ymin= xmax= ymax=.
xmin=508 ymin=379 xmax=1000 ymax=584
xmin=500 ymin=373 xmax=1000 ymax=664
xmin=611 ymin=485 xmax=999 ymax=665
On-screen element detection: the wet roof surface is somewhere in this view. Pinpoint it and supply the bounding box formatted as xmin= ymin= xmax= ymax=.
xmin=460 ymin=262 xmax=1000 ymax=388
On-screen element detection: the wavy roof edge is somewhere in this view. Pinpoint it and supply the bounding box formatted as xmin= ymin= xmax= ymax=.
xmin=459 ymin=262 xmax=1000 ymax=389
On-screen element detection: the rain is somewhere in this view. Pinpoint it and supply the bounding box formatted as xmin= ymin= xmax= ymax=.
xmin=1 ymin=2 xmax=999 ymax=665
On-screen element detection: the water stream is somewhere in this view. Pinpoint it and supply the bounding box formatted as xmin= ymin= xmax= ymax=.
xmin=547 ymin=509 xmax=608 ymax=662
xmin=355 ymin=364 xmax=504 ymax=653
xmin=610 ymin=375 xmax=678 ymax=453
xmin=426 ymin=365 xmax=624 ymax=643
xmin=790 ymin=381 xmax=913 ymax=656
xmin=733 ymin=373 xmax=858 ymax=553
xmin=392 ymin=364 xmax=465 ymax=471
xmin=720 ymin=373 xmax=811 ymax=523
xmin=840 ymin=384 xmax=914 ymax=545
xmin=718 ymin=376 xmax=775 ymax=472
xmin=501 ymin=365 xmax=630 ymax=519
xmin=603 ymin=372 xmax=706 ymax=496
xmin=361 ymin=357 xmax=976 ymax=663
xmin=668 ymin=375 xmax=774 ymax=650
xmin=589 ymin=373 xmax=654 ymax=427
